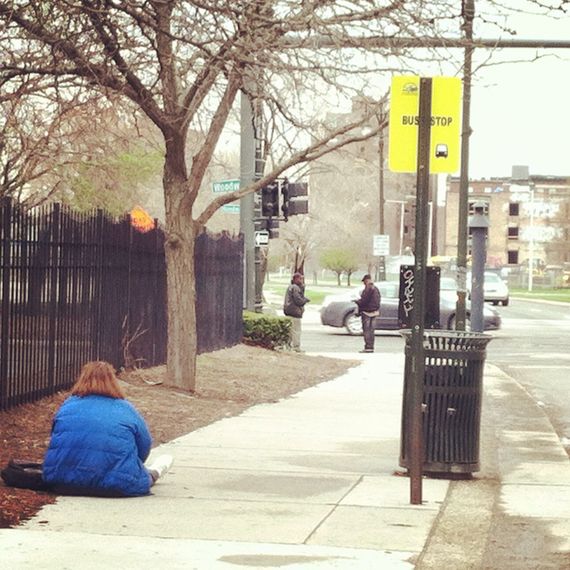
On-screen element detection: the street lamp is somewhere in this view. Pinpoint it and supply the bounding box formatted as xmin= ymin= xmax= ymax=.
xmin=511 ymin=166 xmax=535 ymax=292
xmin=528 ymin=185 xmax=535 ymax=292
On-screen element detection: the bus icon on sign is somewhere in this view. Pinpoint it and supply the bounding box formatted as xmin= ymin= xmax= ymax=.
xmin=402 ymin=82 xmax=418 ymax=95
xmin=435 ymin=143 xmax=448 ymax=158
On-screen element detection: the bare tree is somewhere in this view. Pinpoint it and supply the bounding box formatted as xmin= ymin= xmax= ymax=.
xmin=280 ymin=216 xmax=318 ymax=275
xmin=0 ymin=81 xmax=161 ymax=210
xmin=1 ymin=0 xmax=560 ymax=391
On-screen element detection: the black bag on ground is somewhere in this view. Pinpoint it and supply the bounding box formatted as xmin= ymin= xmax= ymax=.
xmin=1 ymin=459 xmax=52 ymax=491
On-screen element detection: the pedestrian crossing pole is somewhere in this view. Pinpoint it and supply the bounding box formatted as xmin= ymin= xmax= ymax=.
xmin=408 ymin=77 xmax=433 ymax=505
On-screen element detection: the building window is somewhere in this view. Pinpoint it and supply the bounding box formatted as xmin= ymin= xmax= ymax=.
xmin=507 ymin=227 xmax=519 ymax=240
xmin=468 ymin=201 xmax=490 ymax=216
xmin=509 ymin=202 xmax=520 ymax=216
xmin=508 ymin=250 xmax=519 ymax=265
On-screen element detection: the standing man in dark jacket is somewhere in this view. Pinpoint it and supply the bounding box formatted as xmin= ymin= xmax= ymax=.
xmin=354 ymin=274 xmax=381 ymax=353
xmin=283 ymin=272 xmax=310 ymax=352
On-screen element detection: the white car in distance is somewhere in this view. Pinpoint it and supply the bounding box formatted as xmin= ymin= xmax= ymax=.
xmin=468 ymin=271 xmax=510 ymax=306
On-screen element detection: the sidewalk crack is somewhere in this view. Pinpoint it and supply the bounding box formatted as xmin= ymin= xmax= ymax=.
xmin=302 ymin=474 xmax=364 ymax=544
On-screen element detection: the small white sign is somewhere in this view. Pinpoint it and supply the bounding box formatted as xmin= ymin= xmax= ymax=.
xmin=255 ymin=230 xmax=270 ymax=246
xmin=373 ymin=234 xmax=390 ymax=256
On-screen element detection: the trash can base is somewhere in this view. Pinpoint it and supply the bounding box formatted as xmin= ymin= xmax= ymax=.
xmin=399 ymin=458 xmax=479 ymax=474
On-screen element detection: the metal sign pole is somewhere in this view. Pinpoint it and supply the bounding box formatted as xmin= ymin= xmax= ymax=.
xmin=408 ymin=77 xmax=433 ymax=505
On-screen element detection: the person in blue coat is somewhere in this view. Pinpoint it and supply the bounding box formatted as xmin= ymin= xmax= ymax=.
xmin=43 ymin=361 xmax=173 ymax=497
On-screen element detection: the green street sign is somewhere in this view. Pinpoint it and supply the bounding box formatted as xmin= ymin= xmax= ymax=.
xmin=221 ymin=204 xmax=240 ymax=214
xmin=213 ymin=179 xmax=240 ymax=193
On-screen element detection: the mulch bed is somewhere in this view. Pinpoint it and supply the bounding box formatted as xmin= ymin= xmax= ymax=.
xmin=0 ymin=345 xmax=357 ymax=527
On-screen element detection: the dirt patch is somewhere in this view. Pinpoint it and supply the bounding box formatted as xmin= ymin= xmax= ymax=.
xmin=0 ymin=345 xmax=358 ymax=527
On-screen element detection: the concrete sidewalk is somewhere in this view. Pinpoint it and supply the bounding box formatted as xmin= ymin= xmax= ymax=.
xmin=2 ymin=351 xmax=570 ymax=568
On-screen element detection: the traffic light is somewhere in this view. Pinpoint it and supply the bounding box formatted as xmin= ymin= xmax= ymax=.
xmin=255 ymin=217 xmax=279 ymax=238
xmin=261 ymin=181 xmax=279 ymax=217
xmin=281 ymin=178 xmax=290 ymax=221
xmin=284 ymin=181 xmax=308 ymax=218
xmin=261 ymin=178 xmax=308 ymax=223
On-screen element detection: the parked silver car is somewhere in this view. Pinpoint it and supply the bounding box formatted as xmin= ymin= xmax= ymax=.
xmin=320 ymin=279 xmax=502 ymax=335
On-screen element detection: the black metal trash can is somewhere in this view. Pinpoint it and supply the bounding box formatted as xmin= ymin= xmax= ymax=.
xmin=399 ymin=330 xmax=492 ymax=474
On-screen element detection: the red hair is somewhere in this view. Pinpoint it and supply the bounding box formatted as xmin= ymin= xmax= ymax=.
xmin=71 ymin=361 xmax=126 ymax=399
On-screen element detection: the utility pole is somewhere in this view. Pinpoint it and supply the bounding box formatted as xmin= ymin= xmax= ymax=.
xmin=378 ymin=125 xmax=386 ymax=281
xmin=455 ymin=0 xmax=475 ymax=330
xmin=376 ymin=96 xmax=389 ymax=281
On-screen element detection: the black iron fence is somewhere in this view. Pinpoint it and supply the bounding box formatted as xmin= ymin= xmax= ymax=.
xmin=0 ymin=200 xmax=243 ymax=411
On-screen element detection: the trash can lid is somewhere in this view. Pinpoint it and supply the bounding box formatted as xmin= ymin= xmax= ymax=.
xmin=399 ymin=329 xmax=492 ymax=349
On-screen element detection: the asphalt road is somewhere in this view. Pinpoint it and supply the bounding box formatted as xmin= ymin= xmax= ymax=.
xmin=302 ymin=297 xmax=570 ymax=455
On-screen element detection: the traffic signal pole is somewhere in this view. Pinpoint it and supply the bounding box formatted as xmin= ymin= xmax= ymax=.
xmin=240 ymin=92 xmax=255 ymax=311
xmin=239 ymin=91 xmax=264 ymax=312
xmin=240 ymin=91 xmax=268 ymax=312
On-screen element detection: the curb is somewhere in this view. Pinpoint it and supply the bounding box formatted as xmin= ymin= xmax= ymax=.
xmin=416 ymin=361 xmax=569 ymax=568
xmin=510 ymin=296 xmax=570 ymax=307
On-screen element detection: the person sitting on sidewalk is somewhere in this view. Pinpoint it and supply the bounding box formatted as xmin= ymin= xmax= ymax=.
xmin=42 ymin=361 xmax=173 ymax=497
xmin=283 ymin=272 xmax=311 ymax=352
xmin=354 ymin=274 xmax=381 ymax=353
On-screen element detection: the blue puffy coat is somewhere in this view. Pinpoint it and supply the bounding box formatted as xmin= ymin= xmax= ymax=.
xmin=43 ymin=395 xmax=153 ymax=496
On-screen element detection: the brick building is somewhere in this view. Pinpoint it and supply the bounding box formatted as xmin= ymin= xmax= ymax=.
xmin=443 ymin=174 xmax=570 ymax=268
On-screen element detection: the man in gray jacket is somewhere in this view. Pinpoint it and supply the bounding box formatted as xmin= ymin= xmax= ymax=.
xmin=354 ymin=274 xmax=381 ymax=353
xmin=283 ymin=272 xmax=311 ymax=352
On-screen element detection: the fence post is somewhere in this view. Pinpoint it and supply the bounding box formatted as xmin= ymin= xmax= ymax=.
xmin=0 ymin=199 xmax=12 ymax=410
xmin=93 ymin=209 xmax=105 ymax=360
xmin=122 ymin=215 xmax=134 ymax=367
xmin=152 ymin=220 xmax=160 ymax=365
xmin=47 ymin=203 xmax=60 ymax=391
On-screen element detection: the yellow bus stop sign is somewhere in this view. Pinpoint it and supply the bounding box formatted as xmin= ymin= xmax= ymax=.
xmin=388 ymin=76 xmax=462 ymax=174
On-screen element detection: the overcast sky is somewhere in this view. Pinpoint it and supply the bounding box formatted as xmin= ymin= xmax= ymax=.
xmin=465 ymin=9 xmax=569 ymax=179
xmin=218 ymin=5 xmax=569 ymax=182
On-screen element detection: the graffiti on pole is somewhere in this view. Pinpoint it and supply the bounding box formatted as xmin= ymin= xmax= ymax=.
xmin=398 ymin=265 xmax=442 ymax=329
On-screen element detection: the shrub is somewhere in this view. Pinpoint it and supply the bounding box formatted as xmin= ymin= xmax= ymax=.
xmin=243 ymin=311 xmax=292 ymax=350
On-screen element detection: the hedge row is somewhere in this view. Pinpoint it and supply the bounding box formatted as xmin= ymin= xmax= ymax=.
xmin=243 ymin=311 xmax=292 ymax=350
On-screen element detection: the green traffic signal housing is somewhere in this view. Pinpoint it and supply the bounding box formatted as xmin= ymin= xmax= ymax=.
xmin=281 ymin=179 xmax=308 ymax=221
xmin=260 ymin=178 xmax=308 ymax=223
xmin=261 ymin=181 xmax=280 ymax=217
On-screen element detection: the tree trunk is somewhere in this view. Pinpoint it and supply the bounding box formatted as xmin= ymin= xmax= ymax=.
xmin=164 ymin=217 xmax=198 ymax=391
xmin=163 ymin=136 xmax=199 ymax=391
